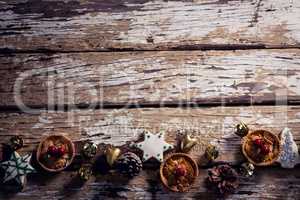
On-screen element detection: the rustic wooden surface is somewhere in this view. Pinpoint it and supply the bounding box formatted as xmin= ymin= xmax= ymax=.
xmin=1 ymin=0 xmax=300 ymax=199
xmin=1 ymin=106 xmax=299 ymax=161
xmin=1 ymin=106 xmax=300 ymax=199
xmin=0 ymin=0 xmax=300 ymax=52
xmin=1 ymin=49 xmax=300 ymax=108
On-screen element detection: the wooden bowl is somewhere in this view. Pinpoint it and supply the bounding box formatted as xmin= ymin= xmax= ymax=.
xmin=242 ymin=130 xmax=281 ymax=166
xmin=160 ymin=153 xmax=199 ymax=192
xmin=36 ymin=134 xmax=75 ymax=172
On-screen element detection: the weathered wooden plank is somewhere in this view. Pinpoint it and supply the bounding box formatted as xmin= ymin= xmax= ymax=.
xmin=1 ymin=168 xmax=300 ymax=200
xmin=0 ymin=0 xmax=299 ymax=52
xmin=1 ymin=106 xmax=300 ymax=163
xmin=0 ymin=49 xmax=300 ymax=108
xmin=1 ymin=106 xmax=300 ymax=199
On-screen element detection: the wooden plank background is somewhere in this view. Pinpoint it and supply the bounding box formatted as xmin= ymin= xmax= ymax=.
xmin=1 ymin=106 xmax=300 ymax=199
xmin=0 ymin=0 xmax=300 ymax=52
xmin=1 ymin=49 xmax=300 ymax=108
xmin=1 ymin=0 xmax=300 ymax=199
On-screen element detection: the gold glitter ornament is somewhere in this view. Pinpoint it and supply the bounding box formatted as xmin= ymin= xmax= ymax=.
xmin=9 ymin=136 xmax=24 ymax=151
xmin=235 ymin=122 xmax=249 ymax=137
xmin=239 ymin=162 xmax=255 ymax=177
xmin=78 ymin=165 xmax=93 ymax=181
xmin=82 ymin=142 xmax=97 ymax=159
xmin=205 ymin=144 xmax=219 ymax=161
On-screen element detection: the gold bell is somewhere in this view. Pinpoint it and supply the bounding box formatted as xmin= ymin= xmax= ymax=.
xmin=106 ymin=146 xmax=121 ymax=167
xmin=180 ymin=134 xmax=198 ymax=153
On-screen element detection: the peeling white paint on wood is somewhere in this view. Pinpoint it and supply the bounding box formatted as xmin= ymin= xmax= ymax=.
xmin=0 ymin=106 xmax=299 ymax=162
xmin=83 ymin=110 xmax=141 ymax=145
xmin=1 ymin=106 xmax=300 ymax=199
xmin=0 ymin=0 xmax=300 ymax=51
xmin=1 ymin=49 xmax=300 ymax=107
xmin=258 ymin=0 xmax=300 ymax=43
xmin=0 ymin=1 xmax=300 ymax=199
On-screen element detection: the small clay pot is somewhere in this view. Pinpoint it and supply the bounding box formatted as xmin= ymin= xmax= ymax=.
xmin=242 ymin=130 xmax=281 ymax=166
xmin=36 ymin=134 xmax=75 ymax=172
xmin=160 ymin=153 xmax=198 ymax=192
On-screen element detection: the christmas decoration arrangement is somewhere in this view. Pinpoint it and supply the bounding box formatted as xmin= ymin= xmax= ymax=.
xmin=205 ymin=161 xmax=256 ymax=196
xmin=235 ymin=122 xmax=300 ymax=168
xmin=1 ymin=123 xmax=300 ymax=196
xmin=36 ymin=134 xmax=75 ymax=172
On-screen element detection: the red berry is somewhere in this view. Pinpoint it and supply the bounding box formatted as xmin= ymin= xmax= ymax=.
xmin=261 ymin=144 xmax=270 ymax=155
xmin=175 ymin=164 xmax=187 ymax=177
xmin=57 ymin=146 xmax=66 ymax=157
xmin=47 ymin=145 xmax=58 ymax=156
xmin=254 ymin=139 xmax=263 ymax=146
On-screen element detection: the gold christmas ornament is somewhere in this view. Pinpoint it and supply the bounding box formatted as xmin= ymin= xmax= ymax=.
xmin=82 ymin=142 xmax=97 ymax=159
xmin=235 ymin=122 xmax=249 ymax=137
xmin=9 ymin=136 xmax=24 ymax=151
xmin=106 ymin=146 xmax=121 ymax=167
xmin=78 ymin=165 xmax=93 ymax=181
xmin=239 ymin=162 xmax=255 ymax=177
xmin=205 ymin=144 xmax=219 ymax=161
xmin=180 ymin=134 xmax=198 ymax=153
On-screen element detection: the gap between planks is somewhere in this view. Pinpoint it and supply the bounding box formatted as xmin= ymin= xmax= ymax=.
xmin=1 ymin=100 xmax=300 ymax=113
xmin=1 ymin=44 xmax=300 ymax=55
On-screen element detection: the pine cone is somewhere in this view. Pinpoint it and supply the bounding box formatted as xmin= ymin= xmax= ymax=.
xmin=115 ymin=152 xmax=142 ymax=178
xmin=207 ymin=164 xmax=239 ymax=195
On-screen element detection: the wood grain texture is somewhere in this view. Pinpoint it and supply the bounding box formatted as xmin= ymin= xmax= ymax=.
xmin=0 ymin=0 xmax=300 ymax=52
xmin=1 ymin=49 xmax=300 ymax=108
xmin=1 ymin=106 xmax=300 ymax=199
xmin=1 ymin=0 xmax=300 ymax=199
xmin=1 ymin=106 xmax=300 ymax=162
xmin=1 ymin=168 xmax=300 ymax=200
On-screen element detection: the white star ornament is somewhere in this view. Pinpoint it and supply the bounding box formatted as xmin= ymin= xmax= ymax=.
xmin=133 ymin=131 xmax=173 ymax=162
xmin=0 ymin=151 xmax=35 ymax=186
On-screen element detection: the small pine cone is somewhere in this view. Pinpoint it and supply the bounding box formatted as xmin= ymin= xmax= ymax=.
xmin=207 ymin=164 xmax=239 ymax=195
xmin=115 ymin=152 xmax=142 ymax=178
